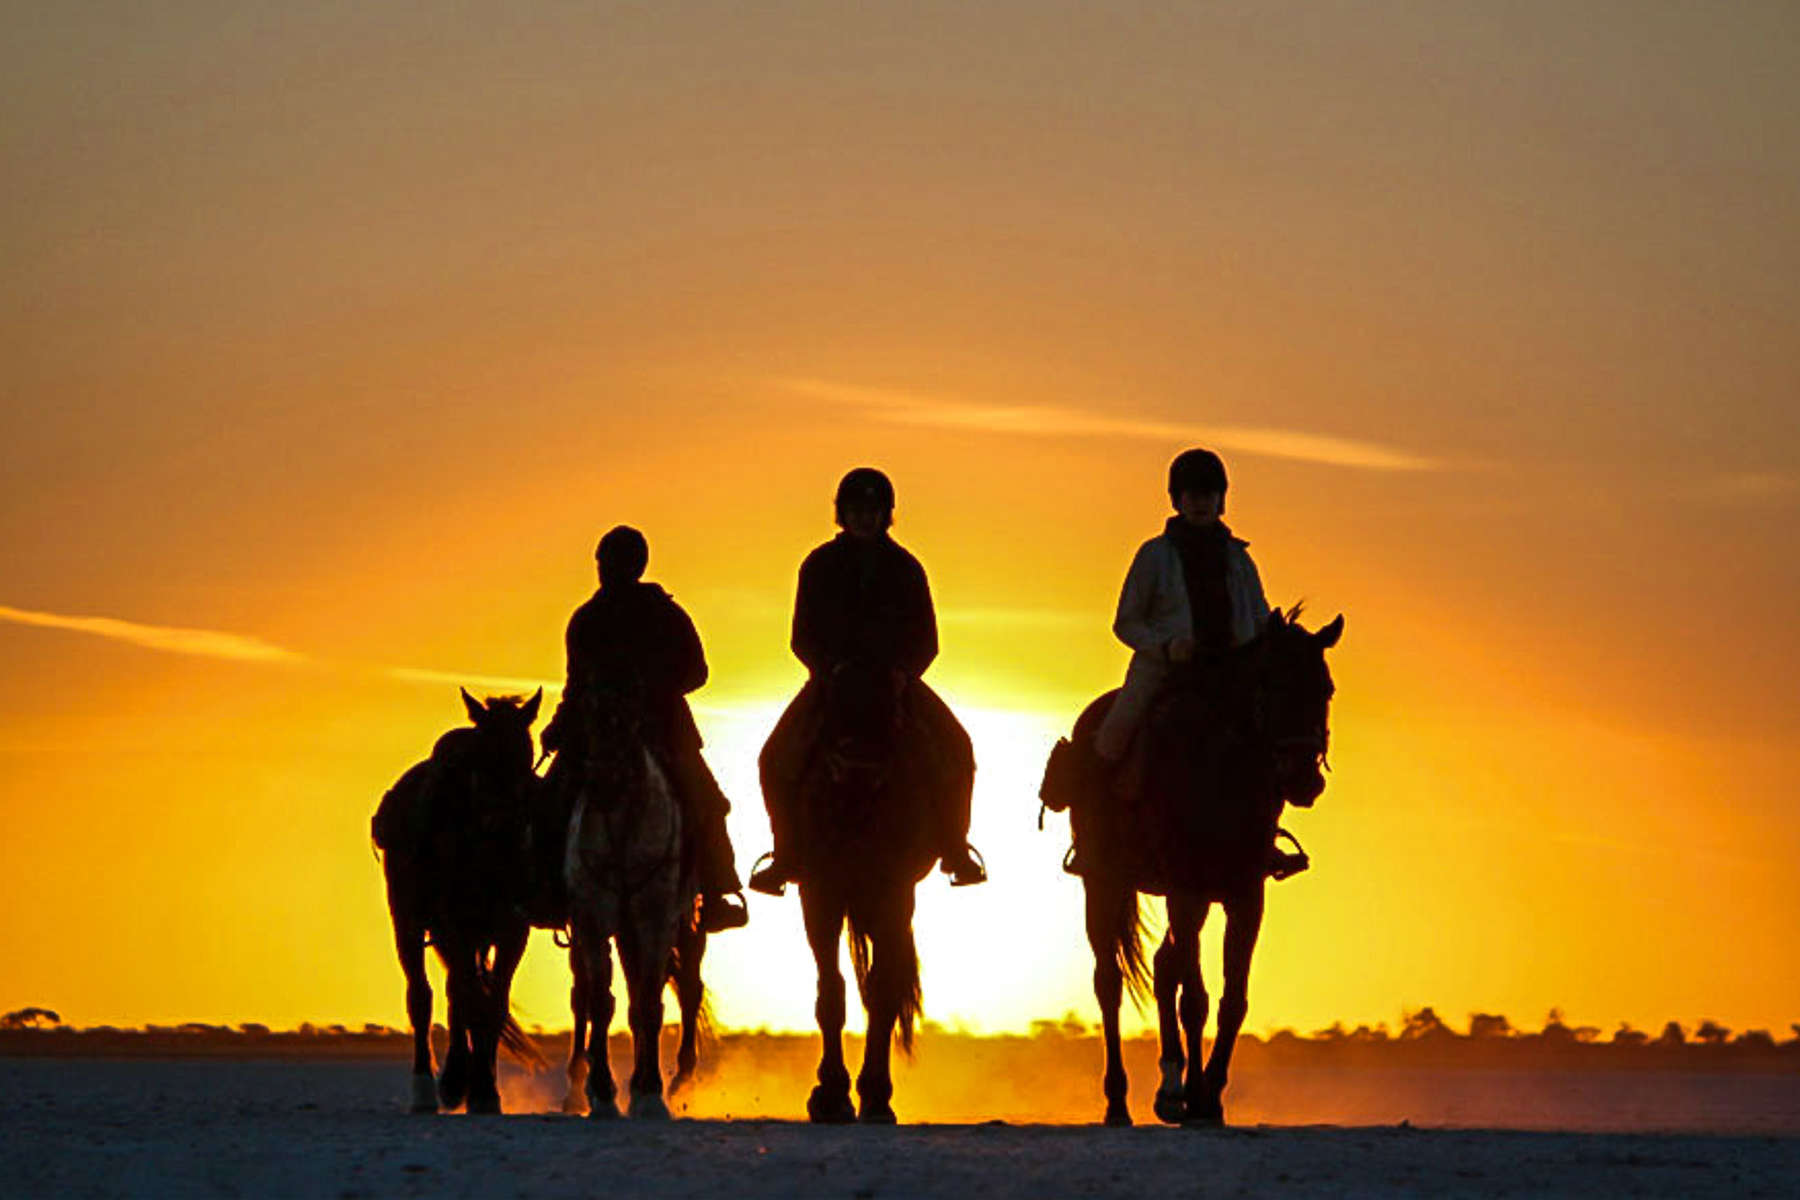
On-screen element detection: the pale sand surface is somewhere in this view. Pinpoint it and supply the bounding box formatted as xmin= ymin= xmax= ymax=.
xmin=6 ymin=1059 xmax=1797 ymax=1198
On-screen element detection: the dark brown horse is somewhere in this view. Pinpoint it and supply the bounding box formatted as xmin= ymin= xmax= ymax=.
xmin=778 ymin=663 xmax=949 ymax=1125
xmin=1065 ymin=609 xmax=1341 ymax=1126
xmin=372 ymin=688 xmax=546 ymax=1114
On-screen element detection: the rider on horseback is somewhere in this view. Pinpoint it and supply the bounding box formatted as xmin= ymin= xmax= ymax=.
xmin=748 ymin=467 xmax=987 ymax=895
xmin=540 ymin=525 xmax=750 ymax=934
xmin=1065 ymin=448 xmax=1307 ymax=880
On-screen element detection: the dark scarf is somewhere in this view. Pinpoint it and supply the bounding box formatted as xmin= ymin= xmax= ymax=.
xmin=1165 ymin=516 xmax=1235 ymax=653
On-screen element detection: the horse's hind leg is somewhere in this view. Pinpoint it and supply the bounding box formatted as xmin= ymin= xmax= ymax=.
xmin=563 ymin=938 xmax=590 ymax=1114
xmin=800 ymin=885 xmax=854 ymax=1124
xmin=1085 ymin=881 xmax=1133 ymax=1126
xmin=1196 ymin=887 xmax=1265 ymax=1125
xmin=1151 ymin=903 xmax=1203 ymax=1126
xmin=393 ymin=915 xmax=437 ymax=1113
xmin=466 ymin=927 xmax=528 ymax=1116
xmin=854 ymin=886 xmax=917 ymax=1125
xmin=1170 ymin=897 xmax=1213 ymax=1125
xmin=670 ymin=922 xmax=707 ymax=1094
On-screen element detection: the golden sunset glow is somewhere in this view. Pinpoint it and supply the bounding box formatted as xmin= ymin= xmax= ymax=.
xmin=3 ymin=3 xmax=1797 ymax=1047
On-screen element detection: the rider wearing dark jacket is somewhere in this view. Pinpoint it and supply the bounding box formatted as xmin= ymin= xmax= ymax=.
xmin=541 ymin=526 xmax=748 ymax=933
xmin=748 ymin=468 xmax=986 ymax=894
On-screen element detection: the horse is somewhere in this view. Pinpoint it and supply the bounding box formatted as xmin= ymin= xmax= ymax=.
xmin=1064 ymin=608 xmax=1342 ymax=1126
xmin=561 ymin=682 xmax=695 ymax=1119
xmin=560 ymin=914 xmax=710 ymax=1114
xmin=371 ymin=687 xmax=546 ymax=1114
xmin=779 ymin=662 xmax=955 ymax=1125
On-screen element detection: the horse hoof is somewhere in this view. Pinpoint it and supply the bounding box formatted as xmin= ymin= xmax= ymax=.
xmin=858 ymin=1101 xmax=897 ymax=1125
xmin=670 ymin=1068 xmax=695 ymax=1097
xmin=467 ymin=1092 xmax=502 ymax=1117
xmin=409 ymin=1075 xmax=439 ymax=1114
xmin=1184 ymin=1098 xmax=1225 ymax=1127
xmin=807 ymin=1086 xmax=856 ymax=1124
xmin=561 ymin=1091 xmax=588 ymax=1116
xmin=586 ymin=1098 xmax=620 ymax=1120
xmin=1103 ymin=1104 xmax=1133 ymax=1128
xmin=628 ymin=1093 xmax=670 ymax=1120
xmin=1153 ymin=1090 xmax=1185 ymax=1125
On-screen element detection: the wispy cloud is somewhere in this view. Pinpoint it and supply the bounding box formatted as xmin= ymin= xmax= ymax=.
xmin=0 ymin=604 xmax=306 ymax=665
xmin=1698 ymin=471 xmax=1798 ymax=506
xmin=0 ymin=603 xmax=557 ymax=694
xmin=778 ymin=378 xmax=1440 ymax=472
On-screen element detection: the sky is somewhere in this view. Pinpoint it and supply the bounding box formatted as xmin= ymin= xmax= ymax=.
xmin=3 ymin=2 xmax=1798 ymax=1039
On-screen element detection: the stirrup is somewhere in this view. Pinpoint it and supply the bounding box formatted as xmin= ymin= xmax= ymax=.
xmin=1269 ymin=828 xmax=1310 ymax=881
xmin=746 ymin=852 xmax=790 ymax=897
xmin=944 ymin=844 xmax=987 ymax=887
xmin=700 ymin=892 xmax=749 ymax=933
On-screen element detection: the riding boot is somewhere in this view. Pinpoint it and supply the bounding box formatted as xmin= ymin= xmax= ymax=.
xmin=938 ymin=842 xmax=987 ymax=887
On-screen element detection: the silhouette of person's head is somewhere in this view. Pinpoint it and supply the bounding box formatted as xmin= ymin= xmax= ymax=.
xmin=835 ymin=467 xmax=894 ymax=537
xmin=596 ymin=525 xmax=649 ymax=589
xmin=1169 ymin=448 xmax=1228 ymax=524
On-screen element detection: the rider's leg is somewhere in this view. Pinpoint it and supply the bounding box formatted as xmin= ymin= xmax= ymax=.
xmin=749 ymin=689 xmax=816 ymax=895
xmin=911 ymin=684 xmax=985 ymax=886
xmin=667 ymin=747 xmax=748 ymax=932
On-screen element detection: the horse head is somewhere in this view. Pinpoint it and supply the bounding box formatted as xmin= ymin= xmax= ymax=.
xmin=459 ymin=687 xmax=543 ymax=783
xmin=1253 ymin=608 xmax=1342 ymax=808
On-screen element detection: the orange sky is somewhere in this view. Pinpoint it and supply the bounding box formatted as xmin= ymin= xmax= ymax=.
xmin=3 ymin=3 xmax=1797 ymax=1039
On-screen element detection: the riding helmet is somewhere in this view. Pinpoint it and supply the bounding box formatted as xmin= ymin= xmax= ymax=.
xmin=1168 ymin=448 xmax=1228 ymax=501
xmin=834 ymin=467 xmax=896 ymax=517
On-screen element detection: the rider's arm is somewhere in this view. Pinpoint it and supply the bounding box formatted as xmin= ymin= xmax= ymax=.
xmin=790 ymin=550 xmax=832 ymax=674
xmin=663 ymin=600 xmax=709 ymax=696
xmin=897 ymin=556 xmax=938 ymax=678
xmin=1112 ymin=540 xmax=1170 ymax=659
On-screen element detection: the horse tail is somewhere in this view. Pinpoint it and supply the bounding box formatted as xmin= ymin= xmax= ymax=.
xmin=846 ymin=901 xmax=922 ymax=1055
xmin=1105 ymin=888 xmax=1153 ymax=1010
xmin=473 ymin=958 xmax=547 ymax=1069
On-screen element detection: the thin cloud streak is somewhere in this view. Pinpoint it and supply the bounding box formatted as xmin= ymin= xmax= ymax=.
xmin=0 ymin=604 xmax=306 ymax=665
xmin=779 ymin=378 xmax=1440 ymax=472
xmin=0 ymin=603 xmax=556 ymax=695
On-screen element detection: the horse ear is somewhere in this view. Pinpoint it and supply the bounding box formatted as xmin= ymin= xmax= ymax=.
xmin=1317 ymin=614 xmax=1345 ymax=649
xmin=1264 ymin=609 xmax=1285 ymax=633
xmin=521 ymin=688 xmax=543 ymax=724
xmin=461 ymin=687 xmax=484 ymax=723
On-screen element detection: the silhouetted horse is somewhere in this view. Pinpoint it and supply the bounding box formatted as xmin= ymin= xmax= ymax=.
xmin=782 ymin=663 xmax=944 ymax=1124
xmin=1065 ymin=609 xmax=1341 ymax=1126
xmin=560 ymin=915 xmax=709 ymax=1115
xmin=562 ymin=682 xmax=694 ymax=1119
xmin=372 ymin=688 xmax=546 ymax=1114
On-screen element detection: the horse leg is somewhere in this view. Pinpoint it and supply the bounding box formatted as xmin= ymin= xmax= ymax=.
xmin=1196 ymin=886 xmax=1265 ymax=1125
xmin=563 ymin=938 xmax=590 ymax=1114
xmin=1085 ymin=881 xmax=1133 ymax=1126
xmin=1152 ymin=898 xmax=1206 ymax=1126
xmin=467 ymin=927 xmax=528 ymax=1116
xmin=854 ymin=885 xmax=916 ymax=1125
xmin=1173 ymin=897 xmax=1214 ymax=1125
xmin=578 ymin=929 xmax=620 ymax=1119
xmin=436 ymin=942 xmax=474 ymax=1112
xmin=618 ymin=915 xmax=674 ymax=1119
xmin=670 ymin=921 xmax=707 ymax=1094
xmin=800 ymin=884 xmax=855 ymax=1124
xmin=393 ymin=915 xmax=437 ymax=1113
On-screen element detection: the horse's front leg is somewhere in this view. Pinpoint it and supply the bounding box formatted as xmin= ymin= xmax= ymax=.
xmin=1085 ymin=881 xmax=1134 ymax=1126
xmin=800 ymin=884 xmax=854 ymax=1124
xmin=1170 ymin=896 xmax=1213 ymax=1124
xmin=436 ymin=941 xmax=475 ymax=1112
xmin=563 ymin=937 xmax=590 ymax=1114
xmin=617 ymin=908 xmax=676 ymax=1119
xmin=671 ymin=918 xmax=707 ymax=1093
xmin=466 ymin=925 xmax=529 ymax=1116
xmin=573 ymin=916 xmax=620 ymax=1119
xmin=1152 ymin=897 xmax=1207 ymax=1126
xmin=392 ymin=914 xmax=437 ymax=1113
xmin=1196 ymin=886 xmax=1265 ymax=1125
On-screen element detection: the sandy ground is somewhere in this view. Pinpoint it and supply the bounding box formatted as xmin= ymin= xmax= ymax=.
xmin=6 ymin=1060 xmax=1798 ymax=1198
